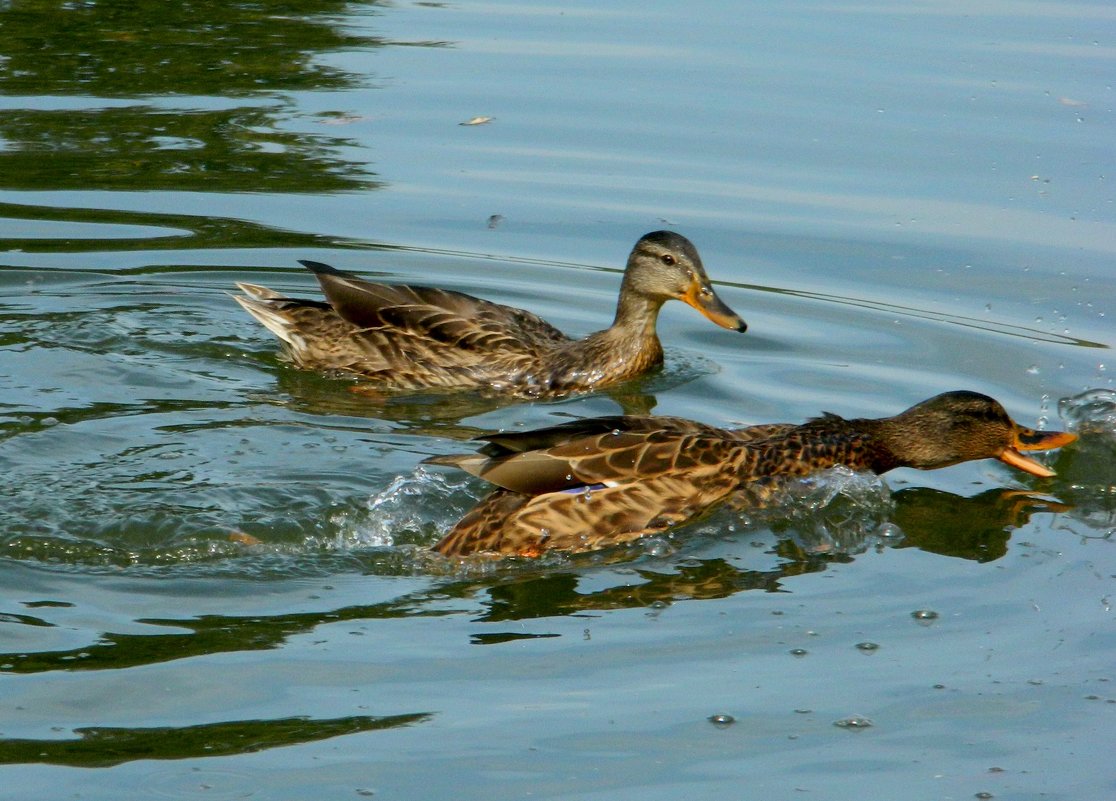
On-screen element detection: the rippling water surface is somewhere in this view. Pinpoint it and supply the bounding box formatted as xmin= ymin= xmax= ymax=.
xmin=1 ymin=2 xmax=1114 ymax=799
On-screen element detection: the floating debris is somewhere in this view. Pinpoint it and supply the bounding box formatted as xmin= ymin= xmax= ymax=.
xmin=833 ymin=716 xmax=873 ymax=730
xmin=459 ymin=116 xmax=493 ymax=126
xmin=708 ymin=713 xmax=735 ymax=728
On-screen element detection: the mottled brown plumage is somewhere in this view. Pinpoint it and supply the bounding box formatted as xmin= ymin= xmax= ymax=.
xmin=234 ymin=231 xmax=746 ymax=398
xmin=426 ymin=391 xmax=1076 ymax=557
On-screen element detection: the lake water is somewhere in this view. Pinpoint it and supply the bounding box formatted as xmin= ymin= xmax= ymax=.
xmin=1 ymin=1 xmax=1114 ymax=798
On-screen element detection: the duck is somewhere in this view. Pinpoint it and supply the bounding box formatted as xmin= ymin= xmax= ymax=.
xmin=233 ymin=231 xmax=747 ymax=398
xmin=425 ymin=391 xmax=1076 ymax=557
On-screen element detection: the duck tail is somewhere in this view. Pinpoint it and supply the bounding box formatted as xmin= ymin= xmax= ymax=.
xmin=232 ymin=291 xmax=298 ymax=347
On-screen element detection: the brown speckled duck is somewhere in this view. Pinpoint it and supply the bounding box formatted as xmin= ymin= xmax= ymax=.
xmin=426 ymin=391 xmax=1076 ymax=557
xmin=234 ymin=231 xmax=746 ymax=398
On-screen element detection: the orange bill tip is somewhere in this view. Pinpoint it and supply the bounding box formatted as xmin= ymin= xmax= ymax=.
xmin=999 ymin=449 xmax=1057 ymax=477
xmin=999 ymin=428 xmax=1075 ymax=477
xmin=683 ymin=283 xmax=747 ymax=332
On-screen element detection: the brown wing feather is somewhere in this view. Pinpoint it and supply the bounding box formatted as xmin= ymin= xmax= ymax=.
xmin=433 ymin=469 xmax=744 ymax=557
xmin=302 ymin=261 xmax=569 ymax=354
xmin=472 ymin=415 xmax=738 ymax=456
xmin=425 ymin=450 xmax=584 ymax=495
xmin=426 ymin=418 xmax=746 ymax=497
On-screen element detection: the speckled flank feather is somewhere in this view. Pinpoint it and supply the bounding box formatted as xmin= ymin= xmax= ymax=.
xmin=233 ymin=231 xmax=747 ymax=398
xmin=428 ymin=392 xmax=1075 ymax=557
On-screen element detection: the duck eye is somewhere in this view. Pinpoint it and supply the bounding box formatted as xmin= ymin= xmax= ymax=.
xmin=660 ymin=254 xmax=676 ymax=266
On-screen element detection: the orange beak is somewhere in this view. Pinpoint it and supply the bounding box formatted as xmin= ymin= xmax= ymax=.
xmin=682 ymin=282 xmax=747 ymax=332
xmin=998 ymin=427 xmax=1077 ymax=477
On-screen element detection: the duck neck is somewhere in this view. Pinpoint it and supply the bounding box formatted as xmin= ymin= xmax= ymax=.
xmin=744 ymin=415 xmax=904 ymax=479
xmin=853 ymin=417 xmax=908 ymax=473
xmin=610 ymin=289 xmax=664 ymax=340
xmin=571 ymin=292 xmax=664 ymax=381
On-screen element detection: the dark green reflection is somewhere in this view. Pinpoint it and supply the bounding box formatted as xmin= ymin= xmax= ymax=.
xmin=891 ymin=487 xmax=1068 ymax=562
xmin=0 ymin=201 xmax=348 ymax=252
xmin=0 ymin=592 xmax=468 ymax=675
xmin=0 ymin=489 xmax=1068 ymax=674
xmin=0 ymin=713 xmax=431 ymax=768
xmin=764 ymin=486 xmax=1066 ymax=565
xmin=0 ymin=1 xmax=448 ymax=195
xmin=273 ymin=367 xmax=661 ymax=438
xmin=472 ymin=557 xmax=821 ymax=624
xmin=0 ymin=0 xmax=386 ymax=96
xmin=0 ymin=106 xmax=377 ymax=193
xmin=0 ymin=557 xmax=829 ymax=673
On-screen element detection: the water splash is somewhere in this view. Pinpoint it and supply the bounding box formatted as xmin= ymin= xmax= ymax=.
xmin=331 ymin=466 xmax=476 ymax=550
xmin=1054 ymin=389 xmax=1116 ymax=535
xmin=766 ymin=466 xmax=896 ymax=556
xmin=1058 ymin=388 xmax=1116 ymax=435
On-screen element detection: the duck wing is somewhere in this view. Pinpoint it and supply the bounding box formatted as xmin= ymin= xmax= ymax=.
xmin=470 ymin=414 xmax=742 ymax=456
xmin=426 ymin=416 xmax=743 ymax=496
xmin=300 ymin=261 xmax=569 ymax=356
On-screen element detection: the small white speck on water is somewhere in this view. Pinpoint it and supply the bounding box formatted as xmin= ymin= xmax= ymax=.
xmin=708 ymin=713 xmax=735 ymax=728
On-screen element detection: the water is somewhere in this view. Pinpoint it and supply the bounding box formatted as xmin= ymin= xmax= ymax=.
xmin=2 ymin=1 xmax=1115 ymax=799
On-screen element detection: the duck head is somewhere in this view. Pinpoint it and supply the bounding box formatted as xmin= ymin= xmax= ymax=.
xmin=879 ymin=390 xmax=1076 ymax=477
xmin=619 ymin=230 xmax=747 ymax=332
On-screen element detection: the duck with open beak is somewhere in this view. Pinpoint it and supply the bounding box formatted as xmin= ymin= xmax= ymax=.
xmin=427 ymin=391 xmax=1076 ymax=557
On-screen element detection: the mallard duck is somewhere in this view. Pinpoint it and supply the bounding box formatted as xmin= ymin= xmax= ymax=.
xmin=233 ymin=231 xmax=746 ymax=398
xmin=426 ymin=391 xmax=1076 ymax=557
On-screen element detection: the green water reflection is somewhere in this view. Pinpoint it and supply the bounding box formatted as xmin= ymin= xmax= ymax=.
xmin=0 ymin=713 xmax=431 ymax=768
xmin=0 ymin=487 xmax=1062 ymax=677
xmin=0 ymin=105 xmax=378 ymax=193
xmin=0 ymin=0 xmax=389 ymax=96
xmin=0 ymin=201 xmax=345 ymax=252
xmin=0 ymin=0 xmax=449 ymax=201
